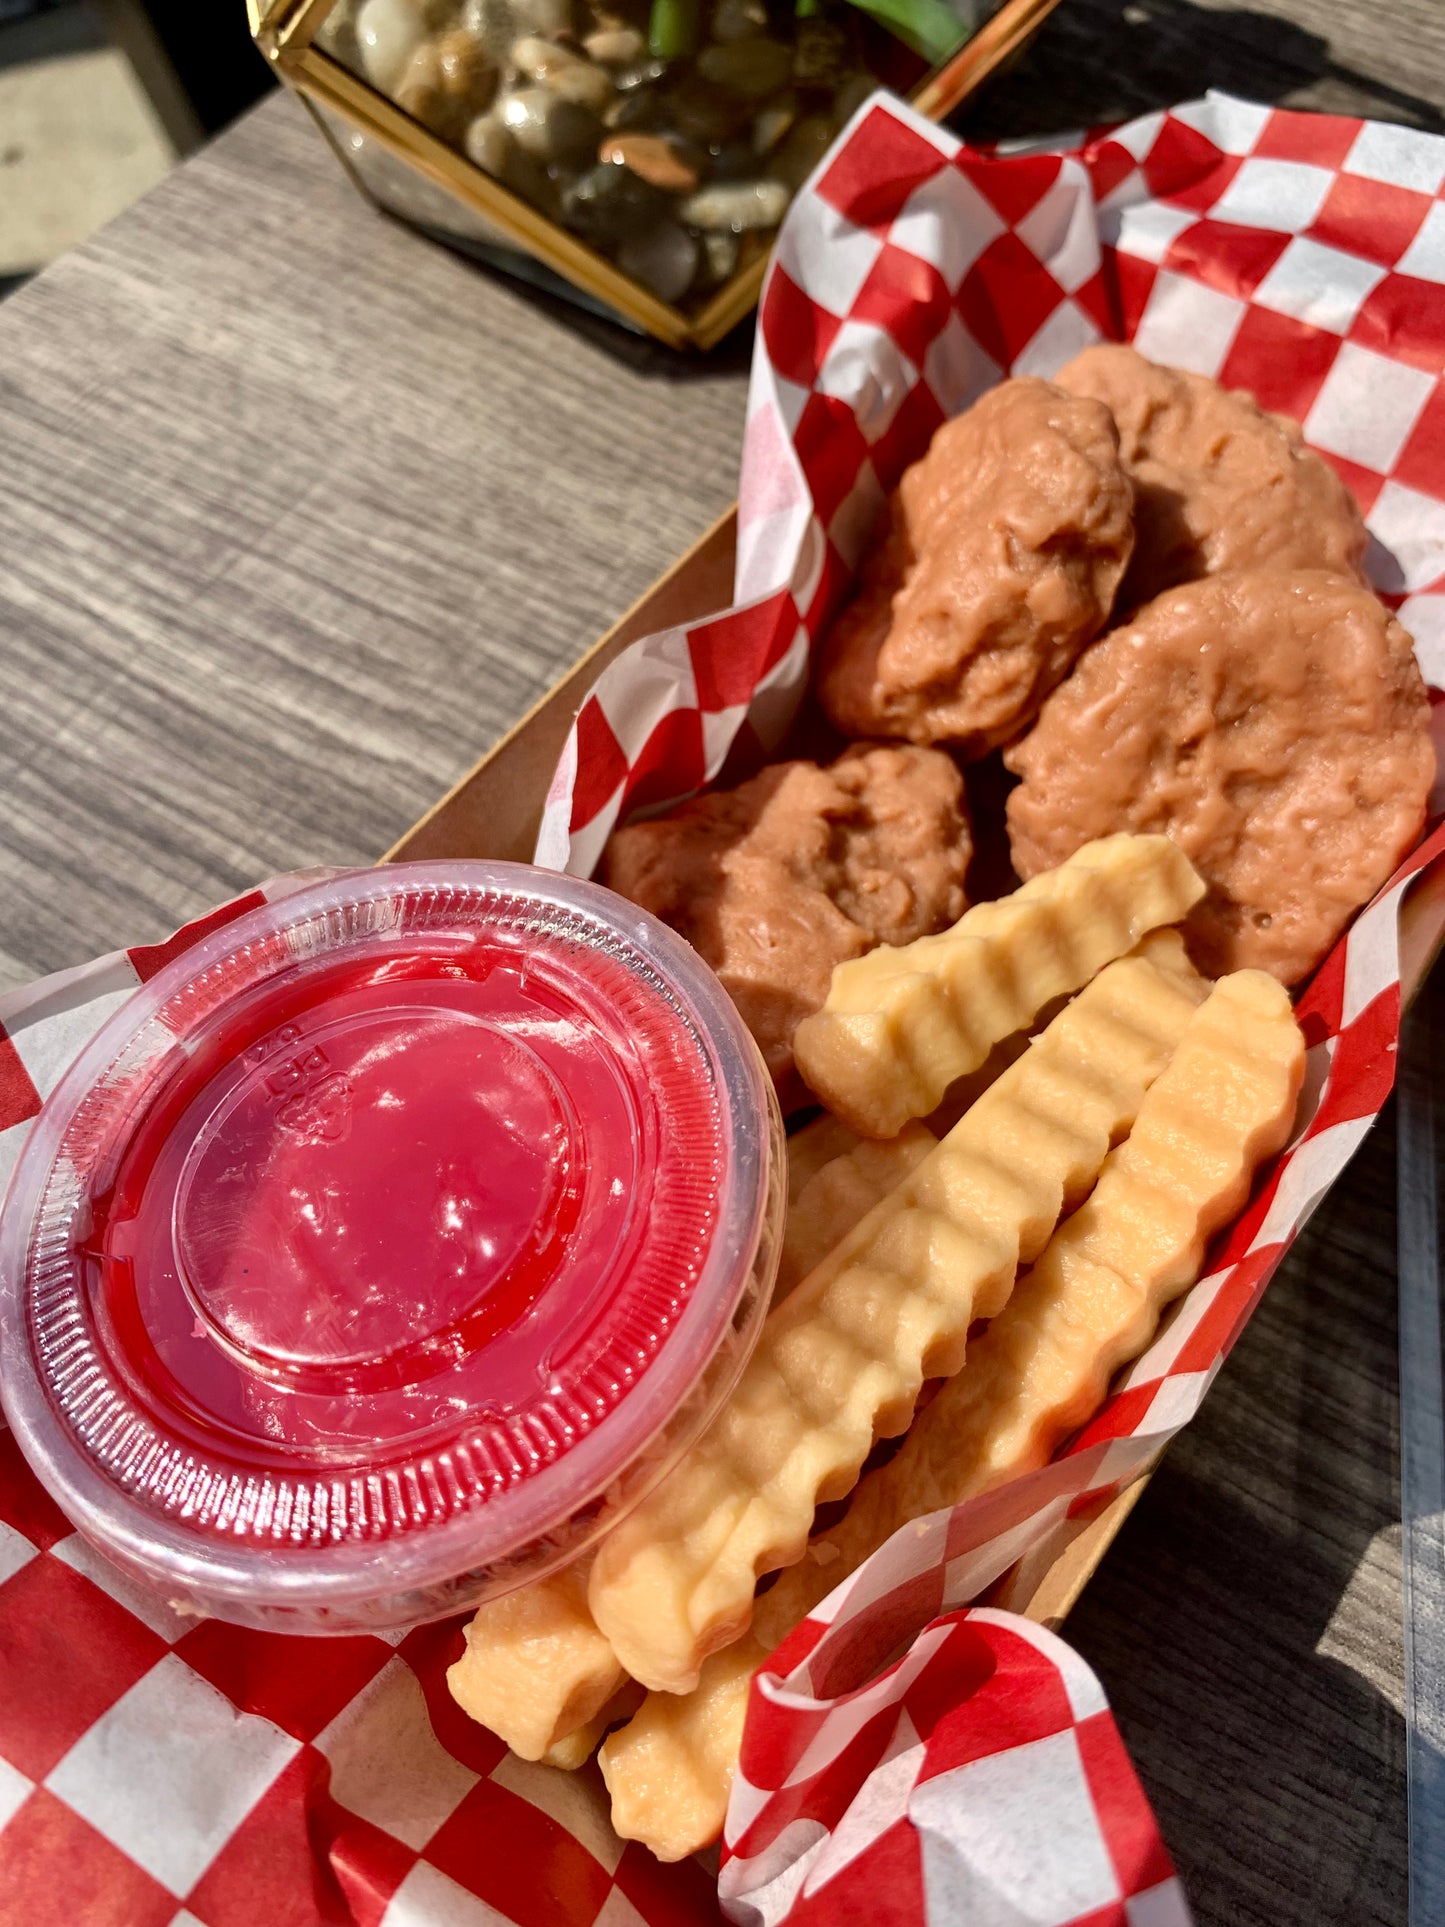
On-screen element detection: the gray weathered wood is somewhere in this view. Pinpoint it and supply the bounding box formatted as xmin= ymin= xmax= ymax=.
xmin=0 ymin=4 xmax=1441 ymax=1918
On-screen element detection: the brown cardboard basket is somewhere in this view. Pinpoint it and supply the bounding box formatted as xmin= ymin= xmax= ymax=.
xmin=381 ymin=505 xmax=1445 ymax=1633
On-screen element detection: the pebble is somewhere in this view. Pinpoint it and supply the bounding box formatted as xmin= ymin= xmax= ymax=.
xmin=599 ymin=132 xmax=699 ymax=192
xmin=498 ymin=85 xmax=600 ymax=163
xmin=511 ymin=36 xmax=615 ymax=111
xmin=394 ymin=28 xmax=497 ymax=136
xmin=315 ymin=0 xmax=362 ymax=65
xmin=681 ymin=176 xmax=788 ymax=231
xmin=618 ymin=220 xmax=698 ymax=302
xmin=667 ymin=74 xmax=747 ymax=144
xmin=710 ymin=0 xmax=767 ymax=41
xmin=751 ymin=93 xmax=795 ymax=155
xmin=583 ymin=25 xmax=647 ymax=63
xmin=394 ymin=49 xmax=457 ymax=135
xmin=560 ymin=162 xmax=666 ymax=241
xmin=792 ymin=17 xmax=853 ymax=89
xmin=603 ymin=87 xmax=665 ymax=131
xmin=464 ymin=112 xmax=514 ymax=174
xmin=356 ymin=0 xmax=428 ymax=92
xmin=464 ymin=0 xmax=573 ymax=42
xmin=436 ymin=26 xmax=495 ymax=96
xmin=709 ymin=140 xmax=760 ymax=181
xmin=699 ymin=228 xmax=739 ymax=286
xmin=696 ymin=37 xmax=792 ymax=99
xmin=614 ymin=56 xmax=669 ymax=91
xmin=769 ymin=112 xmax=833 ymax=191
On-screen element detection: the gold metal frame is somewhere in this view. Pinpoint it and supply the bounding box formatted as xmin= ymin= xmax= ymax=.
xmin=253 ymin=0 xmax=1067 ymax=349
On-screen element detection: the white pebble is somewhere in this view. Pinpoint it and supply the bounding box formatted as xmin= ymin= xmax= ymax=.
xmin=355 ymin=0 xmax=428 ymax=91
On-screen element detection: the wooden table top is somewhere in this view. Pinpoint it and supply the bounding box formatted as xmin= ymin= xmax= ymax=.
xmin=1 ymin=3 xmax=1442 ymax=1919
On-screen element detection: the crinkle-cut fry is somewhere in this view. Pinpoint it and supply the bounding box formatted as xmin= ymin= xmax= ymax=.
xmin=786 ymin=1113 xmax=861 ymax=1203
xmin=446 ymin=1559 xmax=626 ymax=1761
xmin=448 ymin=1119 xmax=937 ymax=1758
xmin=793 ymin=833 xmax=1206 ymax=1138
xmin=777 ymin=1122 xmax=937 ymax=1301
xmin=539 ymin=1681 xmax=646 ymax=1771
xmin=601 ymin=967 xmax=1303 ymax=1858
xmin=587 ymin=930 xmax=1208 ymax=1694
xmin=601 ymin=1640 xmax=762 ymax=1860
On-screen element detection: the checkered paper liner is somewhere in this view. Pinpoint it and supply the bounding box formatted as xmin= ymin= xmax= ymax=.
xmin=0 ymin=87 xmax=1443 ymax=1927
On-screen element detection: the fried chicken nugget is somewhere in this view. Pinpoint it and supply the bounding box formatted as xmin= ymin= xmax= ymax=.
xmin=1053 ymin=342 xmax=1367 ymax=606
xmin=587 ymin=931 xmax=1208 ymax=1696
xmin=601 ymin=744 xmax=971 ymax=1102
xmin=816 ymin=378 xmax=1135 ymax=755
xmin=1006 ymin=568 xmax=1434 ymax=983
xmin=600 ymin=968 xmax=1304 ymax=1860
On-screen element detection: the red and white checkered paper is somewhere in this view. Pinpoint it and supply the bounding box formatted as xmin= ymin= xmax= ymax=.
xmin=2 ymin=87 xmax=1445 ymax=1927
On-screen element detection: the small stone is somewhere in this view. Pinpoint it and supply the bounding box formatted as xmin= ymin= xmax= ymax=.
xmin=831 ymin=71 xmax=874 ymax=127
xmin=394 ymin=27 xmax=496 ymax=134
xmin=696 ymin=37 xmax=791 ymax=99
xmin=618 ymin=219 xmax=698 ymax=302
xmin=792 ymin=17 xmax=853 ymax=89
xmin=614 ymin=56 xmax=669 ymax=90
xmin=699 ymin=227 xmax=738 ymax=285
xmin=394 ymin=50 xmax=453 ymax=133
xmin=709 ymin=140 xmax=759 ymax=181
xmin=460 ymin=0 xmax=513 ymax=57
xmin=464 ymin=116 xmax=560 ymax=209
xmin=768 ymin=112 xmax=832 ymax=190
xmin=513 ymin=0 xmax=575 ymax=28
xmin=751 ymin=92 xmax=795 ymax=154
xmin=315 ymin=0 xmax=362 ymax=65
xmin=681 ymin=176 xmax=788 ymax=231
xmin=499 ymin=84 xmax=600 ymax=162
xmin=356 ymin=0 xmax=428 ymax=92
xmin=583 ymin=25 xmax=646 ymax=62
xmin=710 ymin=0 xmax=767 ymax=41
xmin=667 ymin=73 xmax=747 ymax=143
xmin=586 ymin=0 xmax=649 ymax=30
xmin=464 ymin=111 xmax=513 ymax=173
xmin=599 ymin=132 xmax=699 ymax=192
xmin=436 ymin=25 xmax=496 ymax=98
xmin=603 ymin=86 xmax=665 ymax=130
xmin=511 ymin=35 xmax=614 ymax=110
xmin=560 ymin=161 xmax=666 ymax=241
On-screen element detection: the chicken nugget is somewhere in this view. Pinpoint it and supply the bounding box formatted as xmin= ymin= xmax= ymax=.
xmin=1053 ymin=343 xmax=1367 ymax=606
xmin=1005 ymin=568 xmax=1433 ymax=982
xmin=816 ymin=377 xmax=1135 ymax=755
xmin=601 ymin=744 xmax=971 ymax=1100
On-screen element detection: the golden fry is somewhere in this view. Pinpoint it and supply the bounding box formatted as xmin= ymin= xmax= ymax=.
xmin=446 ymin=1559 xmax=626 ymax=1762
xmin=447 ymin=1118 xmax=934 ymax=1758
xmin=793 ymin=834 xmax=1205 ymax=1137
xmin=587 ymin=931 xmax=1208 ymax=1695
xmin=600 ymin=967 xmax=1302 ymax=1857
xmin=778 ymin=1121 xmax=937 ymax=1301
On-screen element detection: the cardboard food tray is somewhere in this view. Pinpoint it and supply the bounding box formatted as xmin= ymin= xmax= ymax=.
xmin=385 ymin=503 xmax=1445 ymax=1637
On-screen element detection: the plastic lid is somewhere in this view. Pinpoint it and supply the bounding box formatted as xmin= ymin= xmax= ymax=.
xmin=0 ymin=863 xmax=781 ymax=1629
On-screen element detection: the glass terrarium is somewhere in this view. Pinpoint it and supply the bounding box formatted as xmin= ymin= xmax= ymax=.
xmin=248 ymin=0 xmax=1064 ymax=347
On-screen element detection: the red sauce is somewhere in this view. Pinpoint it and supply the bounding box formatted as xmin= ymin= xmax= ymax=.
xmin=69 ymin=929 xmax=722 ymax=1520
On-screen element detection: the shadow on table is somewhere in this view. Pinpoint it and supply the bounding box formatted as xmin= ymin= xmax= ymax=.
xmin=964 ymin=0 xmax=1445 ymax=141
xmin=1068 ymin=1102 xmax=1407 ymax=1926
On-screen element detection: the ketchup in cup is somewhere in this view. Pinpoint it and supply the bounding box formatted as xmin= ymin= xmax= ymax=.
xmin=0 ymin=865 xmax=784 ymax=1629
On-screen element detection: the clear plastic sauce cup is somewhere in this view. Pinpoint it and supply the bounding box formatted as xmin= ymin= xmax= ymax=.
xmin=0 ymin=863 xmax=784 ymax=1630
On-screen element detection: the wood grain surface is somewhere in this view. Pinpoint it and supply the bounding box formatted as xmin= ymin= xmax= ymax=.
xmin=0 ymin=4 xmax=1441 ymax=1920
